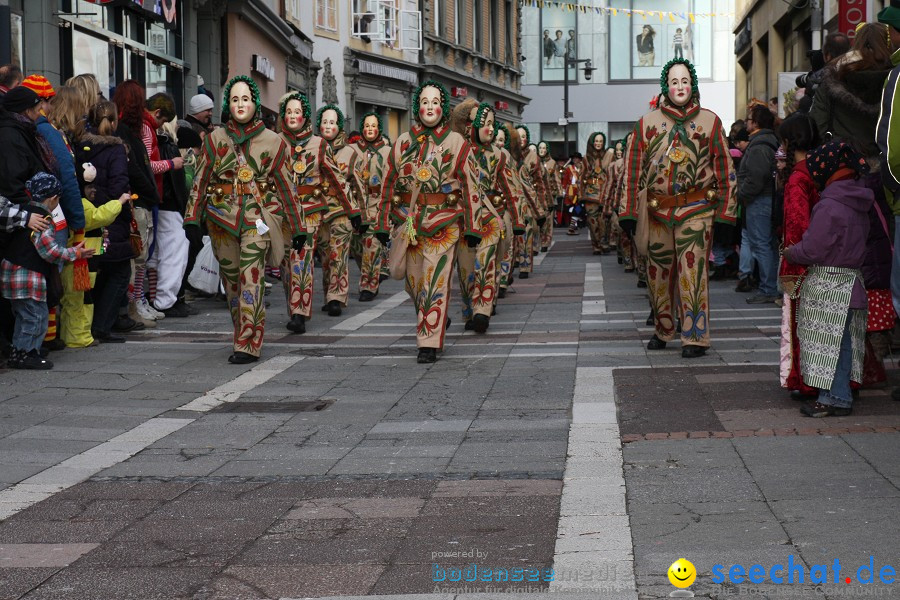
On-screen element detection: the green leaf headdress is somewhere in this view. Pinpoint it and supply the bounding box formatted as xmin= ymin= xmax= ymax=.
xmin=494 ymin=123 xmax=511 ymax=150
xmin=659 ymin=58 xmax=700 ymax=103
xmin=412 ymin=80 xmax=450 ymax=126
xmin=587 ymin=131 xmax=606 ymax=151
xmin=279 ymin=91 xmax=311 ymax=123
xmin=358 ymin=111 xmax=384 ymax=137
xmin=515 ymin=124 xmax=531 ymax=146
xmin=221 ymin=75 xmax=262 ymax=123
xmin=316 ymin=104 xmax=345 ymax=132
xmin=470 ymin=102 xmax=495 ymax=146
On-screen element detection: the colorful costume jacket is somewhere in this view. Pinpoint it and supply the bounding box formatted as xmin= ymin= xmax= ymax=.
xmin=520 ymin=147 xmax=546 ymax=218
xmin=375 ymin=123 xmax=482 ymax=239
xmin=620 ymin=101 xmax=737 ymax=226
xmin=601 ymin=156 xmax=625 ymax=214
xmin=540 ymin=155 xmax=561 ymax=207
xmin=345 ymin=138 xmax=391 ymax=225
xmin=185 ymin=120 xmax=303 ymax=236
xmin=279 ymin=127 xmax=349 ymax=224
xmin=475 ymin=144 xmax=526 ymax=234
xmin=582 ymin=152 xmax=612 ymax=204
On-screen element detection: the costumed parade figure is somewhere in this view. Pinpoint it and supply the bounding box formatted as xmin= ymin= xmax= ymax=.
xmin=560 ymin=153 xmax=582 ymax=229
xmin=603 ymin=139 xmax=632 ymax=269
xmin=318 ymin=104 xmax=362 ymax=316
xmin=515 ymin=125 xmax=546 ymax=279
xmin=582 ymin=132 xmax=612 ymax=249
xmin=619 ymin=58 xmax=737 ymax=358
xmin=537 ymin=140 xmax=560 ymax=251
xmin=374 ymin=81 xmax=482 ymax=363
xmin=276 ymin=92 xmax=347 ymax=333
xmin=348 ymin=112 xmax=390 ymax=301
xmin=494 ymin=123 xmax=528 ymax=300
xmin=184 ymin=76 xmax=305 ymax=363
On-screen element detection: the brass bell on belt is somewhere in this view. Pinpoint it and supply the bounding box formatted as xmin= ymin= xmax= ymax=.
xmin=259 ymin=182 xmax=268 ymax=192
xmin=447 ymin=193 xmax=459 ymax=206
xmin=215 ymin=187 xmax=224 ymax=197
xmin=392 ymin=194 xmax=402 ymax=206
xmin=648 ymin=198 xmax=659 ymax=210
xmin=313 ymin=188 xmax=323 ymax=198
xmin=705 ymin=189 xmax=718 ymax=202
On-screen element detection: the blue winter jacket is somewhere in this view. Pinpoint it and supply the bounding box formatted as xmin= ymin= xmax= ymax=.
xmin=36 ymin=116 xmax=85 ymax=230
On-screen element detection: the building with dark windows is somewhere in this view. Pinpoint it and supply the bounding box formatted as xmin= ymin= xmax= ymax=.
xmin=520 ymin=0 xmax=735 ymax=158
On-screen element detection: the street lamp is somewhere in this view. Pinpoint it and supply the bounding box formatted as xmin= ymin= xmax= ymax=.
xmin=562 ymin=57 xmax=596 ymax=157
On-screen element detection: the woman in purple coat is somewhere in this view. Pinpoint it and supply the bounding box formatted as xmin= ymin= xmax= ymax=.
xmin=784 ymin=142 xmax=872 ymax=417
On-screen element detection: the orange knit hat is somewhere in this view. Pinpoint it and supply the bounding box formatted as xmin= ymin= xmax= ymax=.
xmin=21 ymin=74 xmax=55 ymax=100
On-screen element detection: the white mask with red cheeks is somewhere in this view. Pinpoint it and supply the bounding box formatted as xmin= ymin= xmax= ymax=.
xmin=229 ymin=81 xmax=255 ymax=124
xmin=283 ymin=99 xmax=305 ymax=132
xmin=362 ymin=116 xmax=380 ymax=142
xmin=666 ymin=63 xmax=692 ymax=107
xmin=418 ymin=86 xmax=443 ymax=128
xmin=319 ymin=109 xmax=339 ymax=141
xmin=478 ymin=111 xmax=495 ymax=146
xmin=494 ymin=129 xmax=506 ymax=149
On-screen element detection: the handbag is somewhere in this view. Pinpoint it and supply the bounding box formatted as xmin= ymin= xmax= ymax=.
xmin=229 ymin=138 xmax=285 ymax=266
xmin=388 ymin=183 xmax=424 ymax=280
xmin=128 ymin=217 xmax=143 ymax=257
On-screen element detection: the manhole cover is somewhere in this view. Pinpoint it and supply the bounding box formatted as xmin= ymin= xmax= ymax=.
xmin=211 ymin=399 xmax=334 ymax=413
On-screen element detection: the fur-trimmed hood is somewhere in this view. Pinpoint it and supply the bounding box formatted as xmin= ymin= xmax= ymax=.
xmin=819 ymin=66 xmax=891 ymax=116
xmin=79 ymin=131 xmax=126 ymax=148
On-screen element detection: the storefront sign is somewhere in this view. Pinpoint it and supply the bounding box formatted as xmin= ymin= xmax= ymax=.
xmin=253 ymin=54 xmax=276 ymax=81
xmin=838 ymin=0 xmax=865 ymax=40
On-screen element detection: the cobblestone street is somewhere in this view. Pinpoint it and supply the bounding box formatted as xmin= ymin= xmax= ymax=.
xmin=0 ymin=235 xmax=897 ymax=600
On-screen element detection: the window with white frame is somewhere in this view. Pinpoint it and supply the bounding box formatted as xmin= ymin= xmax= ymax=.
xmin=455 ymin=0 xmax=464 ymax=45
xmin=285 ymin=0 xmax=303 ymax=28
xmin=316 ymin=0 xmax=337 ymax=32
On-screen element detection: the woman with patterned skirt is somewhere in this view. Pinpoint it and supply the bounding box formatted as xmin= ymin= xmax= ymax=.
xmin=373 ymin=81 xmax=482 ymax=363
xmin=184 ymin=76 xmax=305 ymax=363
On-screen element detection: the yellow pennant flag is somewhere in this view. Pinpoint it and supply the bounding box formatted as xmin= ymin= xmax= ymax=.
xmin=689 ymin=13 xmax=696 ymax=23
xmin=669 ymin=12 xmax=676 ymax=22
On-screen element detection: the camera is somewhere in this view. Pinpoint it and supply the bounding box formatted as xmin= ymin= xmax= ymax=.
xmin=583 ymin=59 xmax=594 ymax=81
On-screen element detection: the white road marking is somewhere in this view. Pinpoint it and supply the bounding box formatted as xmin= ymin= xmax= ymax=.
xmin=330 ymin=291 xmax=408 ymax=331
xmin=177 ymin=355 xmax=305 ymax=412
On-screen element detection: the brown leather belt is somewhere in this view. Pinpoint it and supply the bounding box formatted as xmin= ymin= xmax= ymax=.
xmin=368 ymin=186 xmax=381 ymax=195
xmin=296 ymin=184 xmax=319 ymax=195
xmin=397 ymin=192 xmax=458 ymax=206
xmin=207 ymin=182 xmax=254 ymax=196
xmin=649 ymin=187 xmax=714 ymax=211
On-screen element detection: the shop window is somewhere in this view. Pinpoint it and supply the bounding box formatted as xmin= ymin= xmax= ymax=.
xmin=10 ymin=13 xmax=22 ymax=70
xmin=455 ymin=0 xmax=463 ymax=45
xmin=474 ymin=0 xmax=482 ymax=52
xmin=316 ymin=0 xmax=337 ymax=32
xmin=433 ymin=0 xmax=442 ymax=37
xmin=72 ymin=29 xmax=113 ymax=95
xmin=145 ymin=57 xmax=167 ymax=98
xmin=609 ymin=0 xmax=713 ymax=81
xmin=539 ymin=6 xmax=577 ymax=83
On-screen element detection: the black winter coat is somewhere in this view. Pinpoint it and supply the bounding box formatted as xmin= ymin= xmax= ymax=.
xmin=157 ymin=129 xmax=188 ymax=214
xmin=115 ymin=122 xmax=159 ymax=211
xmin=76 ymin=134 xmax=135 ymax=263
xmin=0 ymin=109 xmax=50 ymax=205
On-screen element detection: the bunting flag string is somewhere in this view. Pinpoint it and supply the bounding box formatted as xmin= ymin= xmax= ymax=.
xmin=520 ymin=0 xmax=731 ymax=19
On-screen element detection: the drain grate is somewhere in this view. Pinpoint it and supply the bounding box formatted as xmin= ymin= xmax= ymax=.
xmin=211 ymin=399 xmax=334 ymax=413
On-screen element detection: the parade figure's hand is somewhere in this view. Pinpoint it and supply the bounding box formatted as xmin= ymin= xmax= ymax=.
xmin=350 ymin=215 xmax=363 ymax=233
xmin=619 ymin=219 xmax=637 ymax=237
xmin=292 ymin=234 xmax=307 ymax=251
xmin=375 ymin=232 xmax=390 ymax=246
xmin=465 ymin=235 xmax=480 ymax=248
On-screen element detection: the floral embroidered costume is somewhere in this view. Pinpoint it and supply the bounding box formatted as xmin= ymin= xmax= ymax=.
xmin=583 ymin=133 xmax=613 ymax=252
xmin=347 ymin=112 xmax=391 ymax=300
xmin=515 ymin=126 xmax=545 ymax=277
xmin=374 ymin=81 xmax=482 ymax=363
xmin=184 ymin=76 xmax=304 ymax=363
xmin=277 ymin=93 xmax=350 ymax=330
xmin=493 ymin=124 xmax=528 ymax=298
xmin=537 ymin=141 xmax=560 ymax=250
xmin=620 ymin=59 xmax=737 ymax=357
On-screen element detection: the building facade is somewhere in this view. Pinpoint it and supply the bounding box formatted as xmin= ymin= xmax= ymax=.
xmin=521 ymin=0 xmax=736 ymax=158
xmin=733 ymin=0 xmax=884 ymax=119
xmin=0 ymin=0 xmax=318 ymax=121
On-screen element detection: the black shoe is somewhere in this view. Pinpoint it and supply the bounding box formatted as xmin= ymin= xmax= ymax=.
xmin=498 ymin=288 xmax=507 ymax=299
xmin=593 ymin=250 xmax=602 ymax=255
xmin=93 ymin=331 xmax=126 ymax=343
xmin=735 ymin=277 xmax=754 ymax=293
xmin=465 ymin=319 xmax=476 ymax=331
xmin=645 ymin=312 xmax=655 ymax=327
xmin=326 ymin=300 xmax=342 ymax=317
xmin=286 ymin=315 xmax=306 ymax=334
xmin=417 ymin=348 xmax=437 ymax=363
xmin=473 ymin=314 xmax=489 ymax=334
xmin=617 ymin=256 xmax=624 ymax=264
xmin=182 ymin=300 xmax=200 ymax=315
xmin=158 ymin=301 xmax=190 ymax=318
xmin=112 ymin=315 xmax=143 ymax=332
xmin=43 ymin=338 xmax=66 ymax=352
xmin=647 ymin=335 xmax=667 ymax=350
xmin=790 ymin=389 xmax=817 ymax=400
xmin=637 ymin=280 xmax=647 ymax=288
xmin=185 ymin=285 xmax=214 ymax=299
xmin=359 ymin=290 xmax=376 ymax=302
xmin=38 ymin=346 xmax=50 ymax=358
xmin=9 ymin=349 xmax=53 ymax=370
xmin=491 ymin=306 xmax=496 ymax=316
xmin=891 ymin=387 xmax=900 ymax=402
xmin=541 ymin=246 xmax=549 ymax=252
xmin=228 ymin=351 xmax=258 ymax=364
xmin=379 ymin=274 xmax=390 ymax=283
xmin=520 ymin=272 xmax=529 ymax=279
xmin=682 ymin=345 xmax=707 ymax=358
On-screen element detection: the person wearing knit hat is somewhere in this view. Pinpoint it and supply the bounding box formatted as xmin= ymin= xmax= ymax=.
xmin=0 ymin=85 xmax=51 ymax=206
xmin=20 ymin=75 xmax=55 ymax=100
xmin=3 ymin=86 xmax=40 ymax=115
xmin=0 ymin=172 xmax=95 ymax=369
xmin=185 ymin=93 xmax=214 ymax=137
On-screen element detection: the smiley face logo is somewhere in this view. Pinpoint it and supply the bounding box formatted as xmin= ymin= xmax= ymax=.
xmin=668 ymin=558 xmax=696 ymax=588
